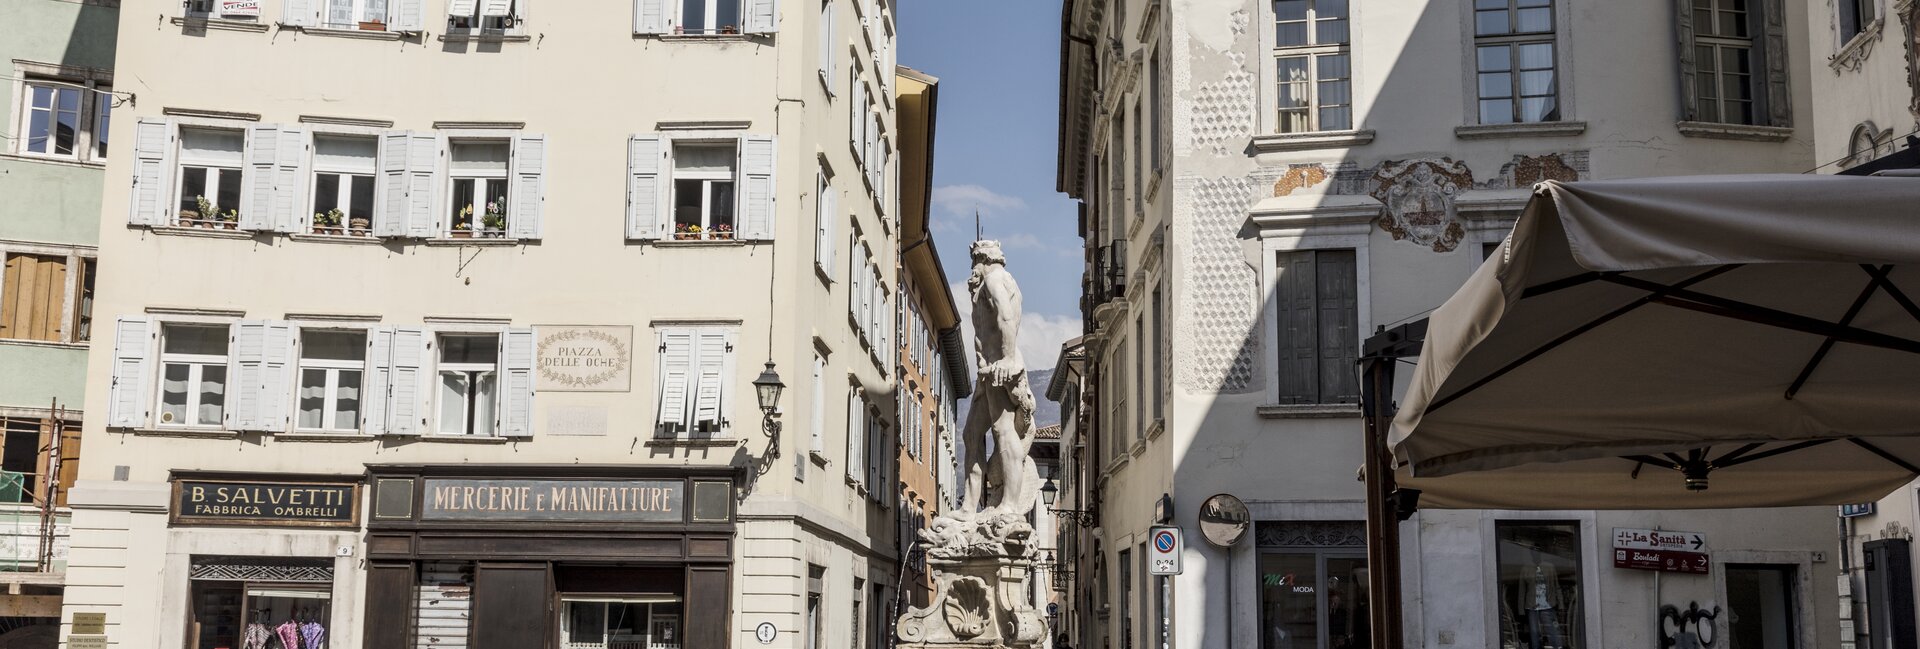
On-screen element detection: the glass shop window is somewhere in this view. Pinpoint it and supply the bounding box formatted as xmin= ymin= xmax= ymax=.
xmin=560 ymin=597 xmax=684 ymax=649
xmin=1495 ymin=522 xmax=1583 ymax=649
xmin=187 ymin=556 xmax=334 ymax=649
xmin=1256 ymin=521 xmax=1369 ymax=649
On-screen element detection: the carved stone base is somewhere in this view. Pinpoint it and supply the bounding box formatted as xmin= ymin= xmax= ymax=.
xmin=895 ymin=554 xmax=1045 ymax=649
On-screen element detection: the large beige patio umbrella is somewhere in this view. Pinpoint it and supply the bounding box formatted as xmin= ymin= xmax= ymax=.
xmin=1388 ymin=174 xmax=1920 ymax=509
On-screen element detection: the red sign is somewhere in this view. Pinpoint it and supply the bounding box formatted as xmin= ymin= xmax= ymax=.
xmin=1613 ymin=548 xmax=1710 ymax=574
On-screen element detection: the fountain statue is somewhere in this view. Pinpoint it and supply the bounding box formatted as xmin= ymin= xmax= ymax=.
xmin=896 ymin=240 xmax=1046 ymax=649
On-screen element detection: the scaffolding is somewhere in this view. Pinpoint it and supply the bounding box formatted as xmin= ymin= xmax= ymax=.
xmin=2 ymin=398 xmax=71 ymax=574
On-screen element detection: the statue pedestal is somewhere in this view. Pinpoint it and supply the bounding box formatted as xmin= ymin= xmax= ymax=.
xmin=896 ymin=553 xmax=1045 ymax=649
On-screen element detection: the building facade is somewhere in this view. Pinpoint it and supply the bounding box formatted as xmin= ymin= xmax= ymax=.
xmin=1056 ymin=1 xmax=1845 ymax=649
xmin=0 ymin=0 xmax=117 ymax=632
xmin=60 ymin=1 xmax=911 ymax=647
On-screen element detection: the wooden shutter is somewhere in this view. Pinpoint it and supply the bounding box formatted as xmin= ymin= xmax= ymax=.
xmin=107 ymin=317 xmax=156 ymax=428
xmin=362 ymin=563 xmax=416 ymax=649
xmin=282 ymin=0 xmax=317 ymax=25
xmin=816 ymin=183 xmax=836 ymax=269
xmin=810 ymin=354 xmax=825 ymax=452
xmin=686 ymin=566 xmax=732 ymax=649
xmin=635 ymin=0 xmax=668 ymax=33
xmin=259 ymin=321 xmax=296 ymax=432
xmin=738 ymin=135 xmax=777 ymax=240
xmin=478 ymin=0 xmax=512 ymax=17
xmin=1316 ymin=250 xmax=1359 ymax=404
xmin=226 ymin=320 xmax=294 ymax=432
xmin=819 ymin=2 xmax=834 ymax=82
xmin=745 ymin=0 xmax=778 ymax=33
xmin=404 ymin=132 xmax=443 ymax=238
xmin=363 ymin=327 xmax=393 ymax=435
xmin=449 ymin=0 xmax=479 ymax=17
xmin=850 ymin=80 xmax=865 ymax=163
xmin=1759 ymin=0 xmax=1792 ymax=128
xmin=472 ymin=564 xmax=551 ymax=649
xmin=1675 ymin=1 xmax=1700 ymax=122
xmin=385 ymin=327 xmax=427 ymax=435
xmin=657 ymin=328 xmax=693 ymax=430
xmin=0 ymin=254 xmax=67 ymax=342
xmin=498 ymin=327 xmax=535 ymax=437
xmin=844 ymin=390 xmax=861 ymax=481
xmin=691 ymin=328 xmax=730 ymax=429
xmin=1274 ymin=251 xmax=1319 ymax=404
xmin=129 ymin=118 xmax=175 ymax=226
xmin=509 ymin=134 xmax=545 ymax=239
xmin=627 ymin=135 xmax=665 ymax=240
xmin=375 ymin=132 xmax=411 ymax=237
xmin=274 ymin=127 xmax=311 ymax=233
xmin=240 ymin=125 xmax=280 ymax=232
xmin=388 ymin=0 xmax=425 ymax=30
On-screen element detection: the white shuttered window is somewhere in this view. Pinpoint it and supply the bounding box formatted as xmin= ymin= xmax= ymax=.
xmin=656 ymin=325 xmax=739 ymax=436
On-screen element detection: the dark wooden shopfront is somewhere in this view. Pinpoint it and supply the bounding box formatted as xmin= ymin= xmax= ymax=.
xmin=362 ymin=465 xmax=739 ymax=649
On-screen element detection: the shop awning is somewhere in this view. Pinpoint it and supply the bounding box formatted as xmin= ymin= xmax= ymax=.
xmin=1389 ymin=174 xmax=1920 ymax=509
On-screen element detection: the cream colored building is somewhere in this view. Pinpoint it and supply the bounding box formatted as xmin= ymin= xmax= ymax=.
xmin=61 ymin=1 xmax=911 ymax=648
xmin=1056 ymin=0 xmax=1845 ymax=648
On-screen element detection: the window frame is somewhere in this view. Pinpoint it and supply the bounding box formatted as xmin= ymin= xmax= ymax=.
xmin=323 ymin=0 xmax=393 ymax=29
xmin=174 ymin=126 xmax=248 ymax=229
xmin=446 ymin=0 xmax=527 ymax=35
xmin=668 ymin=139 xmax=741 ymax=241
xmin=445 ymin=138 xmax=513 ymax=238
xmin=1838 ymin=0 xmax=1879 ymax=44
xmin=1470 ymin=0 xmax=1561 ymax=125
xmin=294 ymin=328 xmax=369 ymax=434
xmin=1259 ymin=232 xmax=1370 ymax=409
xmin=1691 ymin=0 xmax=1756 ymax=125
xmin=677 ymin=0 xmax=745 ymax=35
xmin=1489 ymin=520 xmax=1590 ymax=649
xmin=1678 ymin=0 xmax=1789 ymax=128
xmin=432 ymin=330 xmax=502 ymax=437
xmin=155 ymin=322 xmax=233 ymax=429
xmin=1266 ymin=0 xmax=1354 ymax=134
xmin=310 ymin=133 xmax=380 ymax=237
xmin=0 ymin=243 xmax=97 ymax=345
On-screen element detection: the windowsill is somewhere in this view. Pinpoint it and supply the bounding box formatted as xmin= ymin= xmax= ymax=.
xmin=1830 ymin=18 xmax=1885 ymax=72
xmin=416 ymin=434 xmax=511 ymax=444
xmin=423 ymin=236 xmax=521 ymax=247
xmin=652 ymin=238 xmax=747 ymax=247
xmin=300 ymin=26 xmax=406 ymax=40
xmin=170 ymin=16 xmax=271 ymax=32
xmin=438 ymin=32 xmax=532 ymax=43
xmin=1145 ymin=417 xmax=1165 ymax=441
xmin=1144 ymin=169 xmax=1163 ymax=203
xmin=0 ymin=338 xmax=88 ymax=351
xmin=124 ymin=427 xmax=239 ymax=439
xmin=1250 ymin=129 xmax=1377 ymax=152
xmin=819 ymin=71 xmax=836 ymax=98
xmin=1453 ymin=121 xmax=1587 ymax=140
xmin=815 ymin=263 xmax=834 ymax=286
xmin=1129 ymin=438 xmax=1147 ymax=457
xmin=1103 ymin=453 xmax=1131 ymax=477
xmin=846 ymin=476 xmax=866 ymax=493
xmin=1257 ymin=403 xmax=1361 ymax=419
xmin=656 ymin=33 xmax=753 ymax=42
xmin=646 ymin=437 xmax=742 ymax=448
xmin=1675 ymin=121 xmax=1793 ymax=142
xmin=151 ymin=225 xmax=255 ymax=239
xmin=278 ymin=432 xmax=377 ymax=442
xmin=809 ymin=450 xmax=832 ymax=467
xmin=0 ymin=152 xmax=105 ymax=169
xmin=289 ymin=233 xmax=382 ymax=245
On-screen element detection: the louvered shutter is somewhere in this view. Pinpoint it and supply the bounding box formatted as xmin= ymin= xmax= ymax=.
xmin=1274 ymin=251 xmax=1319 ymax=404
xmin=509 ymin=134 xmax=545 ymax=239
xmin=283 ymin=0 xmax=317 ymax=26
xmin=657 ymin=329 xmax=694 ymax=430
xmin=845 ymin=390 xmax=862 ymax=481
xmin=107 ymin=317 xmax=156 ymax=428
xmin=240 ymin=126 xmax=280 ymax=232
xmin=385 ymin=328 xmax=427 ymax=435
xmin=738 ymin=135 xmax=776 ymax=240
xmin=478 ymin=0 xmax=511 ymax=17
xmin=449 ymin=0 xmax=478 ymax=17
xmin=363 ymin=327 xmax=393 ymax=435
xmin=273 ymin=126 xmax=310 ymax=233
xmin=819 ymin=3 xmax=834 ymax=82
xmin=850 ymin=82 xmax=866 ymax=164
xmin=634 ymin=0 xmax=667 ymax=33
xmin=627 ymin=135 xmax=665 ymax=240
xmin=816 ymin=188 xmax=836 ymax=270
xmin=389 ymin=0 xmax=425 ymax=30
xmin=375 ymin=132 xmax=411 ymax=237
xmin=810 ymin=355 xmax=826 ymax=453
xmin=745 ymin=0 xmax=777 ymax=33
xmin=259 ymin=322 xmax=296 ymax=432
xmin=691 ymin=329 xmax=730 ymax=429
xmin=226 ymin=321 xmax=265 ymax=429
xmin=498 ymin=327 xmax=535 ymax=437
xmin=405 ymin=132 xmax=443 ymax=238
xmin=129 ymin=119 xmax=176 ymax=226
xmin=866 ymin=414 xmax=881 ymax=500
xmin=1316 ymin=251 xmax=1360 ymax=404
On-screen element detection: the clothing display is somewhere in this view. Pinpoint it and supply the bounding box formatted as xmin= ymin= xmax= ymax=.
xmin=301 ymin=621 xmax=326 ymax=649
xmin=243 ymin=624 xmax=272 ymax=649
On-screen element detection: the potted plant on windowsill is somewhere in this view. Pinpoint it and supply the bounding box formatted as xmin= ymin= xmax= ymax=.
xmin=711 ymin=223 xmax=735 ymax=240
xmin=452 ymin=205 xmax=475 ymax=238
xmin=358 ymin=19 xmax=386 ymax=30
xmin=721 ymin=24 xmax=739 ymax=34
xmin=218 ymin=209 xmax=239 ymax=229
xmin=674 ymin=223 xmax=703 ymax=241
xmin=348 ymin=215 xmax=372 ymax=235
xmin=313 ymin=208 xmax=345 ymax=235
xmin=478 ymin=198 xmax=507 ymax=238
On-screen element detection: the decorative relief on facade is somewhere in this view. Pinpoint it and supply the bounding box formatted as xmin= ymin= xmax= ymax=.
xmin=1255 ymin=521 xmax=1367 ymax=548
xmin=1506 ymin=153 xmax=1583 ymax=187
xmin=1190 ymin=52 xmax=1257 ymax=153
xmin=1903 ymin=0 xmax=1920 ymax=120
xmin=1369 ymin=158 xmax=1474 ymax=253
xmin=1272 ymin=165 xmax=1330 ymax=197
xmin=1179 ymin=176 xmax=1263 ymax=394
xmin=1830 ymin=12 xmax=1885 ymax=73
xmin=189 ymin=556 xmax=335 ymax=583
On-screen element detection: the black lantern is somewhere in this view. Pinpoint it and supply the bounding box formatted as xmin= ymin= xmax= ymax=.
xmin=752 ymin=361 xmax=785 ymax=415
xmin=1041 ymin=479 xmax=1059 ymax=506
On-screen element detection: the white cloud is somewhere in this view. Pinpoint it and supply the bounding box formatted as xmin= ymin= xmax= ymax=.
xmin=931 ymin=184 xmax=1027 ymax=219
xmin=951 ymin=281 xmax=1083 ymax=372
xmin=999 ymin=232 xmax=1043 ymax=249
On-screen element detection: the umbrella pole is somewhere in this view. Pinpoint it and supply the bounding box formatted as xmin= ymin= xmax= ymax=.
xmin=1363 ymin=353 xmax=1405 ymax=649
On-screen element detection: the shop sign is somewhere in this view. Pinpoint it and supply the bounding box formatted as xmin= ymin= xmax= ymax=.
xmin=173 ymin=480 xmax=359 ymax=527
xmin=420 ymin=478 xmax=684 ymax=523
xmin=67 ymin=636 xmax=107 ymax=649
xmin=1148 ymin=526 xmax=1183 ymax=576
xmin=1612 ymin=528 xmax=1709 ymax=575
xmin=1841 ymin=503 xmax=1877 ymax=518
xmin=71 ymin=613 xmax=106 ymax=634
xmin=218 ymin=0 xmax=261 ymax=16
xmin=535 ymin=326 xmax=634 ymax=392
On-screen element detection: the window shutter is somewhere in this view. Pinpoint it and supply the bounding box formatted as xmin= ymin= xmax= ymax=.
xmin=746 ymin=0 xmax=778 ymax=33
xmin=1759 ymin=0 xmax=1792 ymax=129
xmin=241 ymin=126 xmax=281 ymax=232
xmin=385 ymin=327 xmax=427 ymax=435
xmin=627 ymin=135 xmax=665 ymax=240
xmin=1316 ymin=251 xmax=1360 ymax=404
xmin=274 ymin=127 xmax=310 ymax=233
xmin=850 ymin=81 xmax=865 ymax=162
xmin=866 ymin=415 xmax=881 ymax=501
xmin=819 ymin=3 xmax=834 ymax=83
xmin=846 ymin=389 xmax=863 ymax=481
xmin=1274 ymin=251 xmax=1320 ymax=404
xmin=691 ymin=328 xmax=730 ymax=429
xmin=259 ymin=321 xmax=297 ymax=432
xmin=405 ymin=132 xmax=443 ymax=238
xmin=376 ymin=132 xmax=411 ymax=237
xmin=363 ymin=327 xmax=393 ymax=435
xmin=498 ymin=327 xmax=536 ymax=437
xmin=810 ymin=355 xmax=826 ymax=453
xmin=738 ymin=135 xmax=777 ymax=240
xmin=107 ymin=317 xmax=156 ymax=428
xmin=389 ymin=0 xmax=425 ymax=30
xmin=225 ymin=320 xmax=290 ymax=431
xmin=657 ymin=329 xmax=694 ymax=430
xmin=509 ymin=134 xmax=546 ymax=239
xmin=478 ymin=0 xmax=511 ymax=17
xmin=129 ymin=119 xmax=176 ymax=227
xmin=634 ymin=0 xmax=668 ymax=33
xmin=1675 ymin=3 xmax=1700 ymax=122
xmin=282 ymin=0 xmax=317 ymax=26
xmin=449 ymin=0 xmax=479 ymax=17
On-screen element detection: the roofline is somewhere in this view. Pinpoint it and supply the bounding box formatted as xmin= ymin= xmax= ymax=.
xmin=1046 ymin=337 xmax=1087 ymax=401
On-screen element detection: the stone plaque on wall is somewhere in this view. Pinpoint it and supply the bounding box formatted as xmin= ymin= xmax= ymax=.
xmin=534 ymin=326 xmax=633 ymax=392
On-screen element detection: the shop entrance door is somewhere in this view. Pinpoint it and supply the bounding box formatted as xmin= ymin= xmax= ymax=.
xmin=560 ymin=597 xmax=685 ymax=649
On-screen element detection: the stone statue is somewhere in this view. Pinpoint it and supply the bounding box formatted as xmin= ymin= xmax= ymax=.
xmin=896 ymin=240 xmax=1045 ymax=649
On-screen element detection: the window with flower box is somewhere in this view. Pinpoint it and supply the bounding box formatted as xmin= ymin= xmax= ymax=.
xmin=680 ymin=0 xmax=741 ymax=34
xmin=325 ymin=0 xmax=392 ymax=29
xmin=625 ymin=133 xmax=771 ymax=241
xmin=157 ymin=323 xmax=230 ymax=428
xmin=311 ymin=135 xmax=377 ymax=236
xmin=447 ymin=0 xmax=524 ymax=34
xmin=672 ymin=141 xmax=738 ymax=241
xmin=296 ymin=329 xmax=366 ymax=433
xmin=447 ymin=139 xmax=511 ymax=238
xmin=176 ymin=128 xmax=246 ymax=229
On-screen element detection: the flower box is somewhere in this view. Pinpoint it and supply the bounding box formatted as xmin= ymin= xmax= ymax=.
xmin=358 ymin=20 xmax=386 ymax=30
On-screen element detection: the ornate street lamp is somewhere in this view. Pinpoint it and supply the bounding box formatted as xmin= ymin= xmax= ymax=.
xmin=752 ymin=361 xmax=785 ymax=458
xmin=1040 ymin=480 xmax=1096 ymax=528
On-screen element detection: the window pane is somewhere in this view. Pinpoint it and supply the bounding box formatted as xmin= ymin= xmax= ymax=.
xmin=439 ymin=372 xmax=469 ymax=434
xmin=710 ymin=180 xmax=737 ymax=231
xmin=165 ymin=324 xmax=229 ymax=356
xmin=327 ymin=0 xmax=354 ymax=24
xmin=568 ymin=602 xmax=608 ymax=643
xmin=1318 ymin=0 xmax=1348 ymax=19
xmin=439 ymin=334 xmax=499 ymax=364
xmin=303 ymin=330 xmax=366 ymax=362
xmin=1516 ymin=43 xmax=1554 ymax=70
xmin=1318 ymin=105 xmax=1352 ymax=131
xmin=451 ymin=178 xmax=477 ymax=229
xmin=448 ymin=140 xmax=509 ymax=174
xmin=179 ymin=167 xmax=209 ymax=217
xmin=1721 ymin=46 xmax=1751 ymax=75
xmin=682 ymin=0 xmax=707 ymax=30
xmin=1515 ymin=6 xmax=1551 ymax=32
xmin=675 ymin=178 xmax=704 ymax=231
xmin=1478 ymin=45 xmax=1512 ymax=72
xmin=717 ymin=0 xmax=741 ymax=30
xmin=299 ymin=368 xmax=327 ymax=429
xmin=1496 ymin=523 xmax=1584 ymax=649
xmin=1519 ymin=70 xmax=1554 ymax=96
xmin=483 ymin=177 xmax=510 ymax=230
xmin=180 ymin=128 xmax=244 ymax=166
xmin=473 ymin=371 xmax=497 ymax=436
xmin=1516 ymin=0 xmax=1550 ymax=6
xmin=1279 ymin=108 xmax=1311 ymax=134
xmin=1318 ymin=79 xmax=1351 ymax=107
xmin=1315 ymin=18 xmax=1348 ymax=45
xmin=1258 ymin=553 xmax=1320 ymax=649
xmin=1273 ymin=0 xmax=1307 ymax=21
xmin=197 ymin=365 xmax=227 ymax=426
xmin=1278 ymin=56 xmax=1311 ymax=84
xmin=674 ymin=143 xmax=737 ymax=173
xmin=27 ymin=87 xmax=52 ymax=153
xmin=1276 ymin=21 xmax=1309 ymax=47
xmin=1475 ymin=9 xmax=1509 ymax=35
xmin=1317 ymin=54 xmax=1350 ymax=80
xmin=54 ymin=88 xmax=79 ymax=155
xmin=334 ymin=369 xmax=362 ymax=430
xmin=1326 ymin=556 xmax=1371 ymax=649
xmin=1519 ymin=96 xmax=1557 ymax=122
xmin=314 ymin=135 xmax=378 ymax=172
xmin=1723 ymin=73 xmax=1751 ymax=101
xmin=349 ymin=175 xmax=376 ymax=224
xmin=1720 ymin=9 xmax=1748 ymax=37
xmin=162 ymin=364 xmax=190 ymax=425
xmin=1474 ymin=0 xmax=1506 ymax=8
xmin=314 ymin=173 xmax=342 ymax=215
xmin=216 ymin=168 xmax=243 ymax=218
xmin=1480 ymin=99 xmax=1515 ymax=124
xmin=1 ymin=428 xmax=36 ymax=475
xmin=363 ymin=0 xmax=388 ymax=22
xmin=1478 ymin=72 xmax=1514 ymax=99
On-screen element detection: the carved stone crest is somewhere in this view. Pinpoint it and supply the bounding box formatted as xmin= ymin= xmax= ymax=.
xmin=1370 ymin=158 xmax=1474 ymax=253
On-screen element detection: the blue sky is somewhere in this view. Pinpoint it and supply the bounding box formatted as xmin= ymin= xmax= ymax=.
xmin=899 ymin=0 xmax=1084 ymax=367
